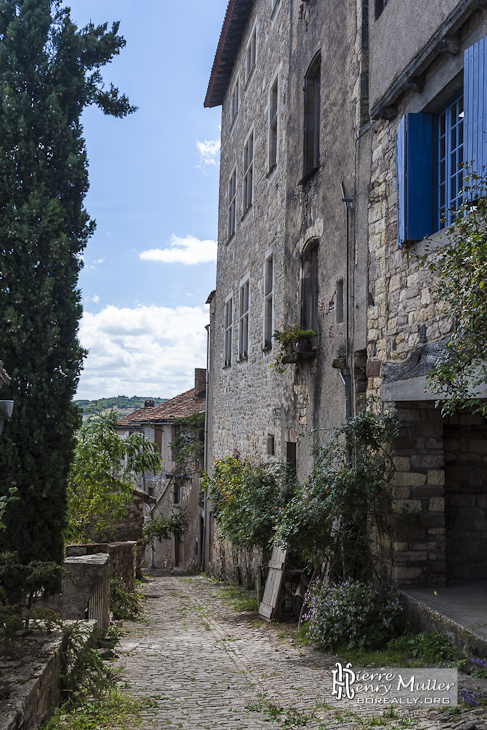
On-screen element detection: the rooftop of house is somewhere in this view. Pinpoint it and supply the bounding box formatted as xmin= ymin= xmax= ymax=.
xmin=204 ymin=0 xmax=254 ymax=108
xmin=116 ymin=369 xmax=206 ymax=428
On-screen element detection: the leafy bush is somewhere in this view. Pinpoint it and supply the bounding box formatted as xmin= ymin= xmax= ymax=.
xmin=303 ymin=579 xmax=403 ymax=651
xmin=387 ymin=632 xmax=458 ymax=662
xmin=204 ymin=457 xmax=297 ymax=553
xmin=275 ymin=403 xmax=400 ymax=578
xmin=142 ymin=510 xmax=189 ymax=548
xmin=109 ymin=578 xmax=142 ymax=621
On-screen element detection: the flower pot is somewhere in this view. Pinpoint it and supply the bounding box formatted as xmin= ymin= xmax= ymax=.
xmin=296 ymin=338 xmax=313 ymax=353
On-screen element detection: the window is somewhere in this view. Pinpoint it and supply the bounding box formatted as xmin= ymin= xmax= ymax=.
xmin=269 ymin=77 xmax=278 ymax=170
xmin=438 ymin=94 xmax=464 ymax=228
xmin=267 ymin=433 xmax=275 ymax=456
xmin=264 ymin=255 xmax=274 ymax=349
xmin=227 ymin=169 xmax=236 ymax=240
xmin=231 ymin=79 xmax=239 ymax=122
xmin=375 ymin=0 xmax=389 ymax=19
xmin=238 ymin=280 xmax=249 ymax=360
xmin=303 ymin=55 xmax=321 ymax=178
xmin=301 ymin=242 xmax=318 ymax=333
xmin=336 ymin=279 xmax=344 ymax=324
xmin=395 ymin=36 xmax=487 ymax=246
xmin=224 ymin=298 xmax=232 ymax=366
xmin=246 ymin=28 xmax=256 ymax=81
xmin=243 ymin=132 xmax=253 ymax=213
xmin=286 ymin=442 xmax=297 ymax=473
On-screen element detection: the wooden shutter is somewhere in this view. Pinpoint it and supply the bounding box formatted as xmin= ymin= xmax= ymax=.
xmin=395 ymin=113 xmax=434 ymax=245
xmin=465 ymin=36 xmax=487 ymax=176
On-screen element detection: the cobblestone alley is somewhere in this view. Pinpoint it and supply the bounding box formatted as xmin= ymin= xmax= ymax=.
xmin=115 ymin=574 xmax=487 ymax=730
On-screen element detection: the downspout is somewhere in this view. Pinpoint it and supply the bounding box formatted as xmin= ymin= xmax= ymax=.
xmin=201 ymin=323 xmax=211 ymax=572
xmin=341 ymin=178 xmax=353 ymax=422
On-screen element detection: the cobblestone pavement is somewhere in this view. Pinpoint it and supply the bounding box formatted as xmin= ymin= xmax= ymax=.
xmin=115 ymin=573 xmax=487 ymax=730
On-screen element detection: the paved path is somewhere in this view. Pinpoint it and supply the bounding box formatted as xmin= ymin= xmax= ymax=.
xmin=115 ymin=573 xmax=487 ymax=730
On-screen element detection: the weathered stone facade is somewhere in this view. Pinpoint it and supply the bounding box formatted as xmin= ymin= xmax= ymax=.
xmin=205 ymin=0 xmax=487 ymax=587
xmin=365 ymin=0 xmax=487 ymax=586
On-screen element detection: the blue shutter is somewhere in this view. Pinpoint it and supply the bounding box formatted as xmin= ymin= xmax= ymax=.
xmin=395 ymin=113 xmax=434 ymax=245
xmin=465 ymin=36 xmax=487 ymax=176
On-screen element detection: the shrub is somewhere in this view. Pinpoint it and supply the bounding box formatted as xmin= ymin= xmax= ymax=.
xmin=109 ymin=578 xmax=142 ymax=621
xmin=303 ymin=579 xmax=403 ymax=651
xmin=388 ymin=632 xmax=458 ymax=663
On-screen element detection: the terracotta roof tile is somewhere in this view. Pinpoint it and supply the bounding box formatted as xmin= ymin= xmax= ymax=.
xmin=116 ymin=387 xmax=205 ymax=428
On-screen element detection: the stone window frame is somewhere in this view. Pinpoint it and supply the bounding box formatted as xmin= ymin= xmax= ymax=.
xmin=243 ymin=129 xmax=254 ymax=216
xmin=223 ymin=295 xmax=233 ymax=368
xmin=271 ymin=0 xmax=281 ymax=20
xmin=227 ymin=167 xmax=237 ymax=241
xmin=267 ymin=433 xmax=275 ymax=457
xmin=245 ymin=24 xmax=257 ymax=87
xmin=268 ymin=73 xmax=279 ymax=173
xmin=238 ymin=277 xmax=250 ymax=361
xmin=230 ymin=77 xmax=239 ymax=126
xmin=263 ymin=252 xmax=274 ymax=351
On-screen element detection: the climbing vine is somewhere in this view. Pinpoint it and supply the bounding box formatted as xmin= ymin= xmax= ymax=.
xmin=170 ymin=413 xmax=205 ymax=486
xmin=274 ymin=403 xmax=400 ymax=580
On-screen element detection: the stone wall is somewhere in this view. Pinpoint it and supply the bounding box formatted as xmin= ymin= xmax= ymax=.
xmin=46 ymin=554 xmax=110 ymax=630
xmin=66 ymin=541 xmax=137 ymax=591
xmin=444 ymin=411 xmax=487 ymax=581
xmin=390 ymin=402 xmax=447 ymax=587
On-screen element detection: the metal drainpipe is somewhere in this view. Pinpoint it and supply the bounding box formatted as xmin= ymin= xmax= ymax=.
xmin=201 ymin=323 xmax=211 ymax=572
xmin=340 ymin=178 xmax=353 ymax=422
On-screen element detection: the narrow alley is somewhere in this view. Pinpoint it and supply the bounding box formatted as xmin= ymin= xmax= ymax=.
xmin=114 ymin=574 xmax=486 ymax=730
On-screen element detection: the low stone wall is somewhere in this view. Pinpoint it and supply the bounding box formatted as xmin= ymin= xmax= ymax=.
xmin=0 ymin=621 xmax=96 ymax=730
xmin=66 ymin=541 xmax=136 ymax=591
xmin=46 ymin=554 xmax=110 ymax=630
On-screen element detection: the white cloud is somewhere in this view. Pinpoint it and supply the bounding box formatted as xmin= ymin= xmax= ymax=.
xmin=92 ymin=295 xmax=100 ymax=303
xmin=196 ymin=138 xmax=220 ymax=169
xmin=140 ymin=234 xmax=217 ymax=266
xmin=76 ymin=304 xmax=209 ymax=400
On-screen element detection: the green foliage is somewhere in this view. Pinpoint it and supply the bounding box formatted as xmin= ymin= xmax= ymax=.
xmin=170 ymin=412 xmax=205 ymax=486
xmin=0 ymin=486 xmax=18 ymax=529
xmin=0 ymin=551 xmax=64 ymax=607
xmin=41 ymin=690 xmax=151 ymax=730
xmin=142 ymin=510 xmax=189 ymax=548
xmin=204 ymin=456 xmax=297 ymax=553
xmin=109 ymin=578 xmax=142 ymax=621
xmin=274 ymin=403 xmax=400 ymax=577
xmin=67 ymin=411 xmax=161 ymax=541
xmin=303 ymin=579 xmax=403 ymax=651
xmin=418 ymin=171 xmax=487 ymax=415
xmin=388 ymin=632 xmax=459 ymax=662
xmin=272 ymin=325 xmax=316 ymax=373
xmin=0 ymin=0 xmax=135 ymax=566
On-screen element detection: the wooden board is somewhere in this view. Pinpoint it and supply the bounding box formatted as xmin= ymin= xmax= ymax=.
xmin=258 ymin=546 xmax=287 ymax=621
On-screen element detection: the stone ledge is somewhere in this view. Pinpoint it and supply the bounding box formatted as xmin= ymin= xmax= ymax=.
xmin=0 ymin=620 xmax=96 ymax=730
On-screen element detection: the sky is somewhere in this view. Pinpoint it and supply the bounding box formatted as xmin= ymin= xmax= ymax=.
xmin=64 ymin=0 xmax=228 ymax=401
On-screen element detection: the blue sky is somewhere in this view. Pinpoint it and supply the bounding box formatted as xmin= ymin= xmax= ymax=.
xmin=65 ymin=0 xmax=227 ymax=400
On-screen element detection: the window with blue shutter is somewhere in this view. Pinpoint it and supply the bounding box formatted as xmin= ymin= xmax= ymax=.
xmin=437 ymin=94 xmax=464 ymax=228
xmin=395 ymin=113 xmax=434 ymax=245
xmin=464 ymin=36 xmax=487 ymax=177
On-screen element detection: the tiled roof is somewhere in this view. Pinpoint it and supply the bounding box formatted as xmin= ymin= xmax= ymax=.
xmin=116 ymin=387 xmax=205 ymax=428
xmin=204 ymin=0 xmax=254 ymax=108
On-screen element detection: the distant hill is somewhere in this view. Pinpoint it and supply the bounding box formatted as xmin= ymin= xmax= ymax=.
xmin=74 ymin=396 xmax=168 ymax=418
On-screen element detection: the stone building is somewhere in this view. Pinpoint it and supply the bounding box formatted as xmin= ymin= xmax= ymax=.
xmin=117 ymin=369 xmax=206 ymax=571
xmin=365 ymin=0 xmax=487 ymax=587
xmin=204 ymin=0 xmax=369 ymax=577
xmin=205 ymin=0 xmax=487 ymax=588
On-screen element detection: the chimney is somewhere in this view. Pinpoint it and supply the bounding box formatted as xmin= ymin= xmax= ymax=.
xmin=144 ymin=400 xmax=154 ymax=408
xmin=194 ymin=368 xmax=206 ymax=399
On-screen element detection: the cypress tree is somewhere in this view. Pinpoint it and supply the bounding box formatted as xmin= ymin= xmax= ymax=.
xmin=0 ymin=0 xmax=135 ymax=564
